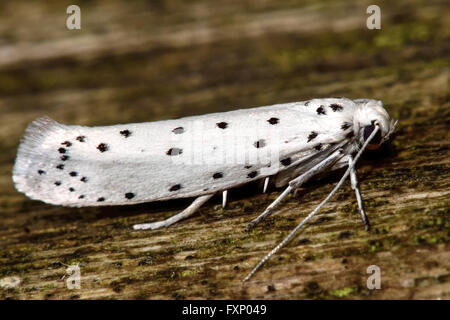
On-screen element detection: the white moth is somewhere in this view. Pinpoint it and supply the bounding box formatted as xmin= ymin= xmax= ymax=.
xmin=13 ymin=98 xmax=396 ymax=280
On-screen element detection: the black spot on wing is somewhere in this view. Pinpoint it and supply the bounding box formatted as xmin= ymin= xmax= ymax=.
xmin=213 ymin=172 xmax=223 ymax=179
xmin=61 ymin=141 xmax=72 ymax=147
xmin=267 ymin=117 xmax=279 ymax=125
xmin=56 ymin=164 xmax=65 ymax=170
xmin=166 ymin=148 xmax=182 ymax=156
xmin=169 ymin=184 xmax=181 ymax=192
xmin=78 ymin=195 xmax=85 ymax=199
xmin=120 ymin=130 xmax=132 ymax=138
xmin=125 ymin=192 xmax=135 ymax=199
xmin=97 ymin=197 xmax=105 ymax=202
xmin=76 ymin=136 xmax=86 ymax=142
xmin=172 ymin=127 xmax=185 ymax=134
xmin=247 ymin=171 xmax=258 ymax=178
xmin=341 ymin=122 xmax=352 ymax=130
xmin=314 ymin=144 xmax=322 ymax=151
xmin=307 ymin=131 xmax=318 ymax=142
xmin=69 ymin=171 xmax=78 ymax=177
xmin=54 ymin=181 xmax=61 ymax=186
xmin=329 ymin=104 xmax=343 ymax=112
xmin=316 ymin=106 xmax=326 ymax=115
xmin=216 ymin=122 xmax=228 ymax=129
xmin=254 ymin=139 xmax=266 ymax=148
xmin=58 ymin=148 xmax=66 ymax=154
xmin=38 ymin=170 xmax=45 ymax=175
xmin=80 ymin=177 xmax=88 ymax=183
xmin=69 ymin=188 xmax=75 ymax=192
xmin=60 ymin=155 xmax=69 ymax=161
xmin=346 ymin=131 xmax=355 ymax=139
xmin=97 ymin=143 xmax=108 ymax=152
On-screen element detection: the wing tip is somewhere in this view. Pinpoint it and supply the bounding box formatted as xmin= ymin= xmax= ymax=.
xmin=12 ymin=116 xmax=67 ymax=191
xmin=22 ymin=116 xmax=65 ymax=143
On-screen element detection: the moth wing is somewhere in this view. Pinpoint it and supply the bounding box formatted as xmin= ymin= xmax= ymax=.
xmin=13 ymin=98 xmax=356 ymax=207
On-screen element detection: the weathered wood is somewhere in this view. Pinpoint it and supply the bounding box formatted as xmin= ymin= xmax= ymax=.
xmin=0 ymin=0 xmax=449 ymax=299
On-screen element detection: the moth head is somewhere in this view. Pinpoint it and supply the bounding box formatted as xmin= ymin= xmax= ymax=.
xmin=354 ymin=99 xmax=397 ymax=150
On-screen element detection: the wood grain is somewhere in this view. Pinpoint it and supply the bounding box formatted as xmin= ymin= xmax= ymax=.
xmin=0 ymin=0 xmax=448 ymax=299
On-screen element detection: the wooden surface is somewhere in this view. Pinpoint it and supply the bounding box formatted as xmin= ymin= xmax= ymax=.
xmin=0 ymin=0 xmax=449 ymax=299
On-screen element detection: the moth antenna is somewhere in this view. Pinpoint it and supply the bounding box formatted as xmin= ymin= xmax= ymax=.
xmin=243 ymin=125 xmax=380 ymax=282
xmin=263 ymin=177 xmax=269 ymax=193
xmin=222 ymin=190 xmax=228 ymax=208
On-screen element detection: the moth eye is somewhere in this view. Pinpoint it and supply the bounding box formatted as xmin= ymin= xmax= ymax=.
xmin=363 ymin=124 xmax=382 ymax=146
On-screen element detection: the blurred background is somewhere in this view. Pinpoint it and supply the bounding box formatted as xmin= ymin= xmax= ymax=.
xmin=0 ymin=0 xmax=448 ymax=299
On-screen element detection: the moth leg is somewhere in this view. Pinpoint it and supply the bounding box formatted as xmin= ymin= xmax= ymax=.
xmin=263 ymin=177 xmax=270 ymax=193
xmin=133 ymin=194 xmax=214 ymax=230
xmin=245 ymin=149 xmax=342 ymax=232
xmin=222 ymin=190 xmax=228 ymax=208
xmin=349 ymin=156 xmax=370 ymax=231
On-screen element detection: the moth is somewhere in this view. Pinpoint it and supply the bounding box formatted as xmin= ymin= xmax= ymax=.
xmin=13 ymin=98 xmax=396 ymax=280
